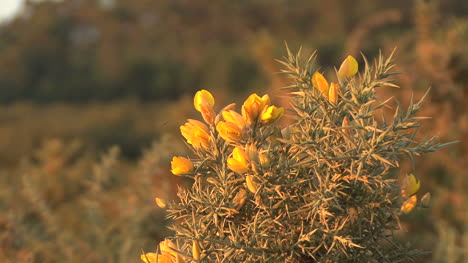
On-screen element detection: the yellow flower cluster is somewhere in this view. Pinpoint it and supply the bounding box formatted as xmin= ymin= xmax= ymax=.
xmin=149 ymin=90 xmax=283 ymax=262
xmin=217 ymin=93 xmax=283 ymax=142
xmin=226 ymin=144 xmax=269 ymax=194
xmin=161 ymin=89 xmax=281 ymax=204
xmin=311 ymin=55 xmax=358 ymax=104
xmin=180 ymin=90 xmax=284 ymax=148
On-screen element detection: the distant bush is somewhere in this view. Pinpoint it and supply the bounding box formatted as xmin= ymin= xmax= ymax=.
xmin=0 ymin=136 xmax=185 ymax=263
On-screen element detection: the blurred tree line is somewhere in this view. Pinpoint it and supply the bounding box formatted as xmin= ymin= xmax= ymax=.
xmin=0 ymin=0 xmax=465 ymax=103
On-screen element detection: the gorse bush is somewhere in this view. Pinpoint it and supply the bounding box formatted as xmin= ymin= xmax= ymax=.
xmin=144 ymin=48 xmax=453 ymax=263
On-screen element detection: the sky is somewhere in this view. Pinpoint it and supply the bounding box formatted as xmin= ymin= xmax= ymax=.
xmin=0 ymin=0 xmax=24 ymax=21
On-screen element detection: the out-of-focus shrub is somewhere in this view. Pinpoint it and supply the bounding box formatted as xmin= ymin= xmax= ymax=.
xmin=0 ymin=135 xmax=186 ymax=263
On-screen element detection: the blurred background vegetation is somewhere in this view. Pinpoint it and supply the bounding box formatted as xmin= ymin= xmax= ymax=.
xmin=0 ymin=0 xmax=466 ymax=262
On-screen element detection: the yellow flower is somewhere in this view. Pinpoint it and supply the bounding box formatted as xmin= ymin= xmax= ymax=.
xmin=192 ymin=240 xmax=201 ymax=260
xmin=155 ymin=197 xmax=167 ymax=208
xmin=338 ymin=55 xmax=358 ymax=80
xmin=160 ymin=239 xmax=179 ymax=258
xmin=180 ymin=119 xmax=211 ymax=150
xmin=246 ymin=175 xmax=259 ymax=194
xmin=222 ymin=110 xmax=246 ymax=130
xmin=216 ymin=121 xmax=243 ymax=143
xmin=401 ymin=195 xmax=417 ymax=214
xmin=160 ymin=239 xmax=185 ymax=263
xmin=227 ymin=147 xmax=249 ymax=174
xmin=311 ymin=72 xmax=329 ymax=98
xmin=328 ymin=83 xmax=339 ymax=104
xmin=260 ymin=105 xmax=284 ymax=124
xmin=242 ymin=93 xmax=270 ymax=125
xmin=141 ymin=239 xmax=183 ymax=263
xmin=141 ymin=253 xmax=172 ymax=263
xmin=171 ymin=156 xmax=194 ymax=175
xmin=141 ymin=252 xmax=157 ymax=263
xmin=401 ymin=173 xmax=421 ymax=198
xmin=194 ymin=90 xmax=215 ymax=125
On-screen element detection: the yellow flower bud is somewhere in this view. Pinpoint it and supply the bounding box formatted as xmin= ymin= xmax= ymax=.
xmin=180 ymin=119 xmax=211 ymax=150
xmin=245 ymin=144 xmax=259 ymax=163
xmin=227 ymin=147 xmax=249 ymax=174
xmin=342 ymin=116 xmax=352 ymax=137
xmin=194 ymin=90 xmax=216 ymax=125
xmin=312 ymin=72 xmax=329 ymax=98
xmin=258 ymin=153 xmax=270 ymax=167
xmin=155 ymin=197 xmax=167 ymax=208
xmin=194 ymin=90 xmax=214 ymax=112
xmin=328 ymin=83 xmax=339 ymax=104
xmin=260 ymin=105 xmax=284 ymax=124
xmin=338 ymin=55 xmax=358 ymax=80
xmin=421 ymin=192 xmax=431 ymax=208
xmin=222 ymin=110 xmax=246 ymax=130
xmin=241 ymin=93 xmax=270 ymax=125
xmin=246 ymin=175 xmax=259 ymax=194
xmin=171 ymin=156 xmax=194 ymax=175
xmin=192 ymin=240 xmax=201 ymax=260
xmin=216 ymin=121 xmax=243 ymax=143
xmin=401 ymin=173 xmax=421 ymax=198
xmin=281 ymin=126 xmax=292 ymax=140
xmin=401 ymin=195 xmax=417 ymax=214
xmin=233 ymin=188 xmax=248 ymax=211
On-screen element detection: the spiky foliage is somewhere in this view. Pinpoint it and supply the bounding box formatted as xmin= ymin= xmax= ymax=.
xmin=152 ymin=48 xmax=452 ymax=263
